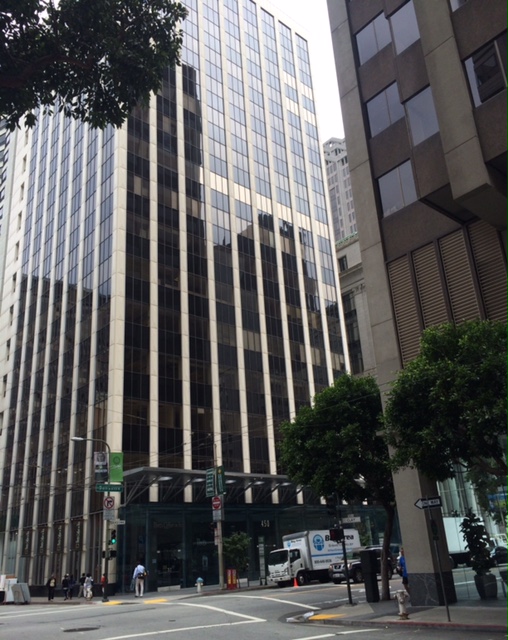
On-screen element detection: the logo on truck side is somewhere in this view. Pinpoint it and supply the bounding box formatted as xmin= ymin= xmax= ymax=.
xmin=312 ymin=534 xmax=325 ymax=550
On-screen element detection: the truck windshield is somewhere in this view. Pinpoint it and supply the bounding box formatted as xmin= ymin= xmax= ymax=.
xmin=268 ymin=550 xmax=289 ymax=566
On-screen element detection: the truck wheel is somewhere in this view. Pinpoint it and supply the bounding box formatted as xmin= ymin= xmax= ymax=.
xmin=332 ymin=579 xmax=342 ymax=584
xmin=352 ymin=568 xmax=363 ymax=583
xmin=276 ymin=582 xmax=287 ymax=588
xmin=297 ymin=572 xmax=307 ymax=586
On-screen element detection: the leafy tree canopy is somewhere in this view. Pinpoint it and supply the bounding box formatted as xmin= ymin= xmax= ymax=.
xmin=279 ymin=374 xmax=394 ymax=506
xmin=223 ymin=532 xmax=250 ymax=573
xmin=384 ymin=320 xmax=507 ymax=482
xmin=279 ymin=374 xmax=395 ymax=600
xmin=0 ymin=0 xmax=187 ymax=130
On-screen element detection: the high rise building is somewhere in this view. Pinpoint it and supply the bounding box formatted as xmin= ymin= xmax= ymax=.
xmin=328 ymin=0 xmax=506 ymax=605
xmin=323 ymin=137 xmax=357 ymax=242
xmin=0 ymin=0 xmax=351 ymax=589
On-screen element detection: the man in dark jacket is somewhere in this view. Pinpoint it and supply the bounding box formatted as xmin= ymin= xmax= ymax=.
xmin=46 ymin=574 xmax=56 ymax=601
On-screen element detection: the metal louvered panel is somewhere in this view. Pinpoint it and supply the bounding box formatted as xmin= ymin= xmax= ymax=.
xmin=439 ymin=231 xmax=480 ymax=323
xmin=468 ymin=221 xmax=507 ymax=322
xmin=387 ymin=256 xmax=421 ymax=364
xmin=413 ymin=244 xmax=449 ymax=328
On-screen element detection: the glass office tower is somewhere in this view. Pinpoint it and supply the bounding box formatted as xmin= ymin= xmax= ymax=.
xmin=0 ymin=0 xmax=349 ymax=588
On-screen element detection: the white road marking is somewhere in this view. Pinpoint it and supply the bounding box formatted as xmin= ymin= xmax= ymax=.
xmin=337 ymin=631 xmax=372 ymax=635
xmin=98 ymin=620 xmax=262 ymax=640
xmin=209 ymin=593 xmax=320 ymax=610
xmin=290 ymin=635 xmax=336 ymax=639
xmin=165 ymin=600 xmax=266 ymax=622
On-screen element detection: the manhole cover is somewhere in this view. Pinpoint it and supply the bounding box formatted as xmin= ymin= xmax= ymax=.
xmin=63 ymin=627 xmax=101 ymax=632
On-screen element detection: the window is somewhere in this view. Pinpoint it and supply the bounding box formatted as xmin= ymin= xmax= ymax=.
xmin=378 ymin=160 xmax=417 ymax=216
xmin=338 ymin=256 xmax=348 ymax=272
xmin=406 ymin=87 xmax=439 ymax=145
xmin=465 ymin=33 xmax=507 ymax=107
xmin=356 ymin=13 xmax=391 ymax=65
xmin=391 ymin=1 xmax=419 ymax=55
xmin=367 ymin=83 xmax=404 ymax=136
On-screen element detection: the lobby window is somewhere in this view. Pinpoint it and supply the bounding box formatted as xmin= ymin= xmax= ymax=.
xmin=356 ymin=13 xmax=391 ymax=65
xmin=465 ymin=32 xmax=507 ymax=107
xmin=406 ymin=86 xmax=440 ymax=145
xmin=378 ymin=160 xmax=417 ymax=216
xmin=391 ymin=1 xmax=419 ymax=55
xmin=366 ymin=83 xmax=404 ymax=137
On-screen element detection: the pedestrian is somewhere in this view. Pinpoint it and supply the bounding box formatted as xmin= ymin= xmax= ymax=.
xmin=132 ymin=561 xmax=147 ymax=597
xmin=46 ymin=574 xmax=56 ymax=601
xmin=68 ymin=574 xmax=75 ymax=599
xmin=84 ymin=573 xmax=94 ymax=600
xmin=100 ymin=573 xmax=108 ymax=599
xmin=397 ymin=547 xmax=410 ymax=594
xmin=62 ymin=574 xmax=70 ymax=600
xmin=77 ymin=572 xmax=86 ymax=598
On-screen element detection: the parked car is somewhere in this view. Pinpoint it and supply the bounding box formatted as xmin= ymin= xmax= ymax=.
xmin=491 ymin=546 xmax=507 ymax=566
xmin=328 ymin=546 xmax=394 ymax=584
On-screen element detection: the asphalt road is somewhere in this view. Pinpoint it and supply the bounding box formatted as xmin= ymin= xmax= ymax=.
xmin=0 ymin=580 xmax=505 ymax=640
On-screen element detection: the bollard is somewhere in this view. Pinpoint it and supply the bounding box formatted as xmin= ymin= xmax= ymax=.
xmin=395 ymin=590 xmax=409 ymax=619
xmin=195 ymin=577 xmax=204 ymax=594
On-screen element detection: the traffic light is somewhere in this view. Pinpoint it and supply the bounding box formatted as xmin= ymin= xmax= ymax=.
xmin=329 ymin=528 xmax=344 ymax=542
xmin=109 ymin=529 xmax=117 ymax=545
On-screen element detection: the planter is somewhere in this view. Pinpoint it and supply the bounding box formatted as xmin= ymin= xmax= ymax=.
xmin=474 ymin=573 xmax=498 ymax=599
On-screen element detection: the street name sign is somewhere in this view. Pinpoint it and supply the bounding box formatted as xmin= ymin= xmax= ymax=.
xmin=96 ymin=483 xmax=123 ymax=492
xmin=414 ymin=496 xmax=442 ymax=510
xmin=342 ymin=516 xmax=361 ymax=524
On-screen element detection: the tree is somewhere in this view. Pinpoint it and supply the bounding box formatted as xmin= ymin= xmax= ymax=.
xmin=384 ymin=320 xmax=507 ymax=484
xmin=0 ymin=0 xmax=187 ymax=130
xmin=279 ymin=374 xmax=395 ymax=600
xmin=223 ymin=532 xmax=250 ymax=575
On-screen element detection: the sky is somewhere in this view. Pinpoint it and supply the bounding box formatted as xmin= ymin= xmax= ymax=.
xmin=264 ymin=0 xmax=345 ymax=143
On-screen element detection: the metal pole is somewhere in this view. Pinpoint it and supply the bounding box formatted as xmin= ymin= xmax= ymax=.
xmin=337 ymin=504 xmax=353 ymax=606
xmin=71 ymin=436 xmax=111 ymax=602
xmin=214 ymin=442 xmax=225 ymax=590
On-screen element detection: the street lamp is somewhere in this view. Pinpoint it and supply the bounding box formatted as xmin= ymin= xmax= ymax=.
xmin=71 ymin=436 xmax=112 ymax=602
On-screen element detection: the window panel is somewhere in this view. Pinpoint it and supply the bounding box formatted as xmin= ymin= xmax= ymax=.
xmin=378 ymin=160 xmax=417 ymax=216
xmin=356 ymin=13 xmax=391 ymax=65
xmin=391 ymin=1 xmax=419 ymax=55
xmin=406 ymin=86 xmax=439 ymax=145
xmin=366 ymin=83 xmax=404 ymax=136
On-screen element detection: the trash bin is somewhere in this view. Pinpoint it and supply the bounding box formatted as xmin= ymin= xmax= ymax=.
xmin=359 ymin=549 xmax=379 ymax=603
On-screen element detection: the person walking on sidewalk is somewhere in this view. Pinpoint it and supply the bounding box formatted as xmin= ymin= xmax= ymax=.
xmin=132 ymin=561 xmax=147 ymax=597
xmin=62 ymin=574 xmax=71 ymax=600
xmin=100 ymin=573 xmax=108 ymax=599
xmin=84 ymin=573 xmax=94 ymax=600
xmin=397 ymin=547 xmax=410 ymax=594
xmin=77 ymin=573 xmax=86 ymax=597
xmin=46 ymin=574 xmax=56 ymax=601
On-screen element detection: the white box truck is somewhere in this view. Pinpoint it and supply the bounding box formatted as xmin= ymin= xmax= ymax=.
xmin=268 ymin=529 xmax=360 ymax=587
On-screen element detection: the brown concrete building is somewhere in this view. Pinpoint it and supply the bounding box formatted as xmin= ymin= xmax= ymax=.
xmin=328 ymin=0 xmax=506 ymax=605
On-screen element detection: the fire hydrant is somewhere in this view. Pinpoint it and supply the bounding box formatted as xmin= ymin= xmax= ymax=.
xmin=395 ymin=590 xmax=410 ymax=619
xmin=195 ymin=577 xmax=204 ymax=594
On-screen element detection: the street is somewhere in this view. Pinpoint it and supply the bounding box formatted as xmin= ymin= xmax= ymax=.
xmin=0 ymin=580 xmax=505 ymax=640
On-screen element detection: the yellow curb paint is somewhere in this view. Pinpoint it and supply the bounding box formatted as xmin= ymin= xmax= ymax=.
xmin=144 ymin=598 xmax=168 ymax=603
xmin=310 ymin=614 xmax=346 ymax=620
xmin=103 ymin=601 xmax=122 ymax=605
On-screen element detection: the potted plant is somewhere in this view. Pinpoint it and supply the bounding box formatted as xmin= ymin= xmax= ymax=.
xmin=223 ymin=531 xmax=250 ymax=588
xmin=460 ymin=509 xmax=497 ymax=599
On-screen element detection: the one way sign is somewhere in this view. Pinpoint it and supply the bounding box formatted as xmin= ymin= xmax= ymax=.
xmin=414 ymin=496 xmax=442 ymax=510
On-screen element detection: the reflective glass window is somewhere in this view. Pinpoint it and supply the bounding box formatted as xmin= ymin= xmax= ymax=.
xmin=366 ymin=83 xmax=404 ymax=136
xmin=406 ymin=86 xmax=439 ymax=145
xmin=378 ymin=160 xmax=417 ymax=216
xmin=391 ymin=1 xmax=419 ymax=55
xmin=356 ymin=13 xmax=391 ymax=65
xmin=465 ymin=32 xmax=507 ymax=107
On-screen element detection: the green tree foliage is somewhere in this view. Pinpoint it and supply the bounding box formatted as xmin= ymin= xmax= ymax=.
xmin=223 ymin=532 xmax=250 ymax=574
xmin=0 ymin=0 xmax=187 ymax=130
xmin=279 ymin=374 xmax=395 ymax=600
xmin=459 ymin=509 xmax=494 ymax=576
xmin=384 ymin=320 xmax=507 ymax=483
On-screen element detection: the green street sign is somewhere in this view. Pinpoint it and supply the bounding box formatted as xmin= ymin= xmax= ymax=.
xmin=216 ymin=465 xmax=225 ymax=495
xmin=96 ymin=483 xmax=123 ymax=492
xmin=205 ymin=468 xmax=215 ymax=498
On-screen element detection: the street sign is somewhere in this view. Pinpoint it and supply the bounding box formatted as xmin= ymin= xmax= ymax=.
xmin=96 ymin=483 xmax=123 ymax=492
xmin=213 ymin=508 xmax=222 ymax=522
xmin=206 ymin=468 xmax=216 ymax=498
xmin=414 ymin=496 xmax=442 ymax=510
xmin=342 ymin=516 xmax=361 ymax=524
xmin=212 ymin=496 xmax=222 ymax=510
xmin=103 ymin=510 xmax=116 ymax=521
xmin=112 ymin=520 xmax=126 ymax=525
xmin=103 ymin=496 xmax=115 ymax=510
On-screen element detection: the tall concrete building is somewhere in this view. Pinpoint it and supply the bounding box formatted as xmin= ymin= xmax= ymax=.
xmin=328 ymin=0 xmax=506 ymax=605
xmin=323 ymin=137 xmax=357 ymax=242
xmin=0 ymin=0 xmax=352 ymax=589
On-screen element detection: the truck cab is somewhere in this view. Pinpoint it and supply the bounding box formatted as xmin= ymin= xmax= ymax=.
xmin=267 ymin=547 xmax=306 ymax=587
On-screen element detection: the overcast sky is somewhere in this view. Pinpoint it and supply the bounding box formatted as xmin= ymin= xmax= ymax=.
xmin=264 ymin=0 xmax=345 ymax=143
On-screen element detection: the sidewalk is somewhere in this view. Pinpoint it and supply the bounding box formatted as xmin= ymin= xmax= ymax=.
xmin=301 ymin=597 xmax=507 ymax=633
